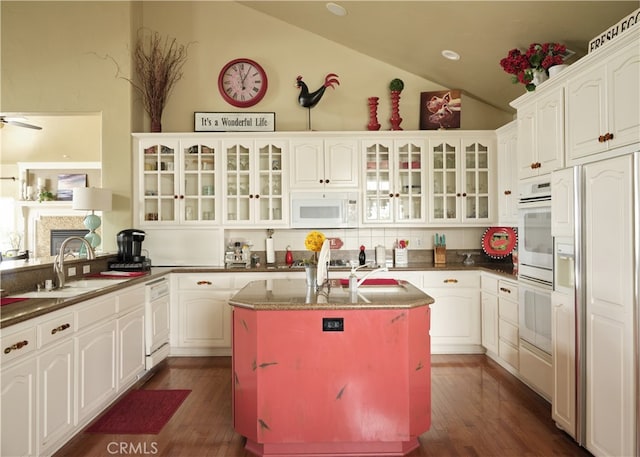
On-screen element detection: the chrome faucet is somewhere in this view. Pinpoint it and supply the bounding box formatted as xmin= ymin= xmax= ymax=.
xmin=347 ymin=261 xmax=389 ymax=293
xmin=54 ymin=236 xmax=95 ymax=289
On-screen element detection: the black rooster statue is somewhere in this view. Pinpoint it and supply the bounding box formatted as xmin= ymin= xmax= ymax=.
xmin=296 ymin=73 xmax=340 ymax=130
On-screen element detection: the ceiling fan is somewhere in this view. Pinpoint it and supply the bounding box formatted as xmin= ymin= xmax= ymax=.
xmin=0 ymin=115 xmax=42 ymax=130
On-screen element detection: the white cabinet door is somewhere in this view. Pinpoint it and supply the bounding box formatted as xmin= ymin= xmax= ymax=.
xmin=75 ymin=319 xmax=117 ymax=425
xmin=496 ymin=121 xmax=519 ymax=225
xmin=607 ymin=47 xmax=640 ymax=151
xmin=423 ymin=271 xmax=482 ymax=353
xmin=289 ymin=138 xmax=358 ymax=189
xmin=481 ymin=291 xmax=499 ymax=355
xmin=551 ymin=167 xmax=575 ymax=238
xmin=117 ymin=307 xmax=145 ymax=391
xmin=517 ymin=87 xmax=564 ymax=179
xmin=178 ymin=290 xmax=233 ymax=349
xmin=1 ymin=357 xmax=37 ymax=457
xmin=37 ymin=339 xmax=74 ymax=455
xmin=584 ymin=154 xmax=635 ymax=457
xmin=551 ymin=290 xmax=576 ymax=439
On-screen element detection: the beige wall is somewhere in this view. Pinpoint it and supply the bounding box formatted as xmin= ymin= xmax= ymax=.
xmin=1 ymin=1 xmax=511 ymax=252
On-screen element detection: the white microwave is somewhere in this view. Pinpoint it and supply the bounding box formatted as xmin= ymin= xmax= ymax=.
xmin=290 ymin=192 xmax=358 ymax=228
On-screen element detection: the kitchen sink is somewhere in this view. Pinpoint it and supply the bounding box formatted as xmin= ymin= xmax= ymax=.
xmin=9 ymin=278 xmax=129 ymax=299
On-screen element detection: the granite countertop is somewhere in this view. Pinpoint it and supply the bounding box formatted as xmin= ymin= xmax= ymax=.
xmin=229 ymin=278 xmax=435 ymax=310
xmin=1 ymin=262 xmax=514 ymax=329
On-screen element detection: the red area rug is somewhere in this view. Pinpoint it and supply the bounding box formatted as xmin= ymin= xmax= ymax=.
xmin=85 ymin=389 xmax=190 ymax=435
xmin=0 ymin=297 xmax=28 ymax=306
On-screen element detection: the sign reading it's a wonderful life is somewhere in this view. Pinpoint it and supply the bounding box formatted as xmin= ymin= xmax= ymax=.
xmin=194 ymin=112 xmax=275 ymax=132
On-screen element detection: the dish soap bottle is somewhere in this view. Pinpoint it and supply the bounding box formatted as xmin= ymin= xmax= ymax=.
xmin=359 ymin=245 xmax=366 ymax=266
xmin=285 ymin=246 xmax=294 ymax=266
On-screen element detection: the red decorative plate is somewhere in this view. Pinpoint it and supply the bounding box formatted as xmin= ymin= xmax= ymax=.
xmin=482 ymin=227 xmax=517 ymax=259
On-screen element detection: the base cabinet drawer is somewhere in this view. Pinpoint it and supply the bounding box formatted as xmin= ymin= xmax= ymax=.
xmin=499 ymin=340 xmax=519 ymax=370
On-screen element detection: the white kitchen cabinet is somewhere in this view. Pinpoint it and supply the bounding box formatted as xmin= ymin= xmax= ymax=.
xmin=497 ymin=279 xmax=519 ymax=370
xmin=171 ymin=274 xmax=234 ymax=356
xmin=223 ymin=139 xmax=287 ymax=226
xmin=134 ymin=136 xmax=221 ymax=225
xmin=514 ymin=86 xmax=564 ymax=179
xmin=496 ymin=121 xmax=519 ymax=225
xmin=37 ymin=339 xmax=75 ymax=455
xmin=584 ymin=154 xmax=636 ymax=457
xmin=116 ymin=307 xmax=145 ymax=392
xmin=289 ymin=138 xmax=359 ymax=190
xmin=427 ymin=135 xmax=495 ymax=224
xmin=480 ymin=273 xmax=500 ymax=356
xmin=566 ymin=34 xmax=640 ymax=163
xmin=1 ymin=343 xmax=37 ymax=457
xmin=551 ymin=167 xmax=575 ymax=238
xmin=422 ymin=271 xmax=482 ymax=353
xmin=551 ymin=290 xmax=576 ymax=439
xmin=361 ymin=139 xmax=426 ymax=224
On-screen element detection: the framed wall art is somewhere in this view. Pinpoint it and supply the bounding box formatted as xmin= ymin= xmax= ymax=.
xmin=420 ymin=90 xmax=462 ymax=130
xmin=57 ymin=173 xmax=86 ymax=200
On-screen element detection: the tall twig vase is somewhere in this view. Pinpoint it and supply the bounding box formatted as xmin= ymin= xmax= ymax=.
xmin=367 ymin=97 xmax=381 ymax=131
xmin=390 ymin=90 xmax=403 ymax=130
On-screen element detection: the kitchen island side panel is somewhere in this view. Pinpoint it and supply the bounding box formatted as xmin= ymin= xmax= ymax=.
xmin=232 ymin=306 xmax=431 ymax=446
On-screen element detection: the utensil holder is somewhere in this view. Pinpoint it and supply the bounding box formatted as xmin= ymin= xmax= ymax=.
xmin=435 ymin=246 xmax=446 ymax=265
xmin=394 ymin=248 xmax=408 ymax=267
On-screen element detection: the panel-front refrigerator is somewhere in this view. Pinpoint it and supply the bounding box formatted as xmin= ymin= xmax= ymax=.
xmin=551 ymin=151 xmax=638 ymax=457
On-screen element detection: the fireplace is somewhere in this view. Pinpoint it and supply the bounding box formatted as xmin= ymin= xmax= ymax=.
xmin=50 ymin=229 xmax=89 ymax=256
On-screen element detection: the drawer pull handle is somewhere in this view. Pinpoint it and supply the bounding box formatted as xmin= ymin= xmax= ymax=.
xmin=500 ymin=287 xmax=512 ymax=293
xmin=196 ymin=280 xmax=212 ymax=286
xmin=51 ymin=323 xmax=71 ymax=335
xmin=443 ymin=279 xmax=458 ymax=284
xmin=4 ymin=340 xmax=29 ymax=354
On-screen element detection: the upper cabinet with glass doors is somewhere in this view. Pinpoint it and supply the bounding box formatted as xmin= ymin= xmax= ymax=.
xmin=428 ymin=135 xmax=495 ymax=224
xmin=136 ymin=137 xmax=220 ymax=226
xmin=223 ymin=139 xmax=287 ymax=226
xmin=362 ymin=139 xmax=426 ymax=224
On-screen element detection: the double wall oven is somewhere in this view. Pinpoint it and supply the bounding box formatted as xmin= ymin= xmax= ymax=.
xmin=518 ymin=179 xmax=553 ymax=356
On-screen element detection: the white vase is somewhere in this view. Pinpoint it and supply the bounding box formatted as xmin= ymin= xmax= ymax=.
xmin=548 ymin=64 xmax=568 ymax=78
xmin=532 ymin=69 xmax=549 ymax=86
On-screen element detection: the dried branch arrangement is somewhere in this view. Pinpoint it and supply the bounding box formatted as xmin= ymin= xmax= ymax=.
xmin=129 ymin=30 xmax=190 ymax=131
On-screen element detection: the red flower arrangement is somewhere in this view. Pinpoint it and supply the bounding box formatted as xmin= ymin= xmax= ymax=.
xmin=500 ymin=43 xmax=567 ymax=91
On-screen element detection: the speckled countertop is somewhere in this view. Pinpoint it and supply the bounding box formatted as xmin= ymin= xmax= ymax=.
xmin=229 ymin=278 xmax=434 ymax=310
xmin=0 ymin=261 xmax=514 ymax=329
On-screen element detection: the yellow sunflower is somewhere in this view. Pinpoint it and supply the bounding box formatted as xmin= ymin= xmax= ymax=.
xmin=304 ymin=231 xmax=326 ymax=253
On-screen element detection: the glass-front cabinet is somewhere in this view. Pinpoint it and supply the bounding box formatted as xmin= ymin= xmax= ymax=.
xmin=138 ymin=138 xmax=219 ymax=225
xmin=362 ymin=139 xmax=426 ymax=224
xmin=428 ymin=136 xmax=494 ymax=224
xmin=223 ymin=140 xmax=287 ymax=226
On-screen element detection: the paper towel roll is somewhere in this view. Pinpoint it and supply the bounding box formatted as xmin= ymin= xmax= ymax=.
xmin=266 ymin=238 xmax=275 ymax=264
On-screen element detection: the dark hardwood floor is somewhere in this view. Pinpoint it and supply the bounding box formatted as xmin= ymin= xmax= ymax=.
xmin=55 ymin=355 xmax=591 ymax=457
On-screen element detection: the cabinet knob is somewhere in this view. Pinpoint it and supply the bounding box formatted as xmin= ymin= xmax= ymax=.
xmin=196 ymin=280 xmax=212 ymax=286
xmin=249 ymin=194 xmax=254 ymax=199
xmin=504 ymin=190 xmax=512 ymax=195
xmin=462 ymin=192 xmax=467 ymax=197
xmin=179 ymin=195 xmax=185 ymax=199
xmin=395 ymin=193 xmax=400 ymax=198
xmin=598 ymin=134 xmax=606 ymax=143
xmin=325 ymin=179 xmax=330 ymax=184
xmin=319 ymin=179 xmax=324 ymax=184
xmin=4 ymin=340 xmax=29 ymax=354
xmin=443 ymin=279 xmax=458 ymax=284
xmin=606 ymin=132 xmax=614 ymax=141
xmin=456 ymin=193 xmax=461 ymax=197
xmin=51 ymin=323 xmax=71 ymax=335
xmin=530 ymin=162 xmax=536 ymax=169
xmin=255 ymin=194 xmax=260 ymax=199
xmin=499 ymin=287 xmax=512 ymax=293
xmin=389 ymin=193 xmax=394 ymax=198
xmin=174 ymin=195 xmax=179 ymax=199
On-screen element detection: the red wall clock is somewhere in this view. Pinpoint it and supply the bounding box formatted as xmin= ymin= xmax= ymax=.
xmin=218 ymin=58 xmax=268 ymax=108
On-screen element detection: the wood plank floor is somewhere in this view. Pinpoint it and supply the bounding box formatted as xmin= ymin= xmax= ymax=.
xmin=55 ymin=355 xmax=591 ymax=457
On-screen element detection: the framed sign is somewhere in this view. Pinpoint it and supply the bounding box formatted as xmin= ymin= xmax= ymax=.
xmin=194 ymin=112 xmax=275 ymax=132
xmin=420 ymin=90 xmax=461 ymax=130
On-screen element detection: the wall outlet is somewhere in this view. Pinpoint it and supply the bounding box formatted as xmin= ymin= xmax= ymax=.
xmin=83 ymin=265 xmax=90 ymax=274
xmin=68 ymin=267 xmax=76 ymax=277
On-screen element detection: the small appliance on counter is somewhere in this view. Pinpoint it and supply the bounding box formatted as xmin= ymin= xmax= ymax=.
xmin=225 ymin=241 xmax=251 ymax=268
xmin=109 ymin=229 xmax=151 ymax=271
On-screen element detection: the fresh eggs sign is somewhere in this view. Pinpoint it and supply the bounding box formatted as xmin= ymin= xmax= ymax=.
xmin=589 ymin=8 xmax=639 ymax=52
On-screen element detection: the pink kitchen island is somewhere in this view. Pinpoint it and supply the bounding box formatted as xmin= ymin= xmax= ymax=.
xmin=229 ymin=278 xmax=433 ymax=457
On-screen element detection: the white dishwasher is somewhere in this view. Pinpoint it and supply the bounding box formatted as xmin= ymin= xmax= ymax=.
xmin=145 ymin=277 xmax=170 ymax=369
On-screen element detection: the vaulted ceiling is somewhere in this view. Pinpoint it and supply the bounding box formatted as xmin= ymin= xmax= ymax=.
xmin=240 ymin=1 xmax=638 ymax=113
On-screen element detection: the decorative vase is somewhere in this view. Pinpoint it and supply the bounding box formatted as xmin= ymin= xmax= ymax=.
xmin=367 ymin=97 xmax=381 ymax=131
xmin=304 ymin=265 xmax=317 ymax=289
xmin=389 ymin=91 xmax=403 ymax=130
xmin=150 ymin=118 xmax=162 ymax=133
xmin=531 ymin=69 xmax=549 ymax=87
xmin=548 ymin=64 xmax=568 ymax=78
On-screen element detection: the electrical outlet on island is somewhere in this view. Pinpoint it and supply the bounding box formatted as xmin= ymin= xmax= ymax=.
xmin=68 ymin=267 xmax=76 ymax=277
xmin=83 ymin=265 xmax=91 ymax=274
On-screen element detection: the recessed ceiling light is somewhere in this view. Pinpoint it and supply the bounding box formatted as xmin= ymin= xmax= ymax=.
xmin=326 ymin=2 xmax=347 ymax=16
xmin=442 ymin=50 xmax=461 ymax=61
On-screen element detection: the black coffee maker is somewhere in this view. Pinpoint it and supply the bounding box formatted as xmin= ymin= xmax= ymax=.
xmin=109 ymin=229 xmax=151 ymax=271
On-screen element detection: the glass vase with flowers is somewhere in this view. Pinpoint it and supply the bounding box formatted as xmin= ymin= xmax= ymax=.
xmin=303 ymin=231 xmax=326 ymax=288
xmin=500 ymin=42 xmax=567 ymax=91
